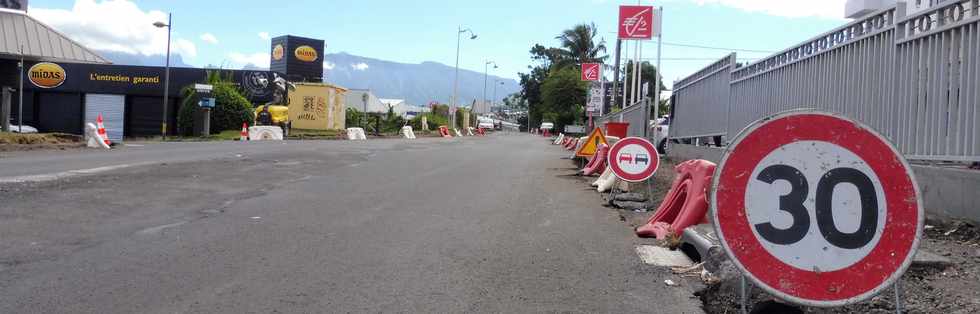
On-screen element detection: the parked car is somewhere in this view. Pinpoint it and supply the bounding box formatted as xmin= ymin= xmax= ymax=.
xmin=7 ymin=120 xmax=38 ymax=133
xmin=649 ymin=116 xmax=670 ymax=154
xmin=540 ymin=122 xmax=554 ymax=131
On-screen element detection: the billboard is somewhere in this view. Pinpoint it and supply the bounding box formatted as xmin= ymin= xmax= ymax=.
xmin=618 ymin=6 xmax=656 ymax=40
xmin=288 ymin=83 xmax=346 ymax=130
xmin=270 ymin=35 xmax=325 ymax=83
xmin=581 ymin=63 xmax=601 ymax=81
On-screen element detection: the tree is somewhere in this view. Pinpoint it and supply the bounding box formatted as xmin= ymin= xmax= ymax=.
xmin=622 ymin=61 xmax=668 ymax=107
xmin=177 ymin=71 xmax=254 ymax=136
xmin=540 ymin=67 xmax=588 ymax=131
xmin=555 ymin=23 xmax=608 ymax=67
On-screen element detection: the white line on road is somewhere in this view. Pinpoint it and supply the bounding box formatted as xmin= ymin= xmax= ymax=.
xmin=0 ymin=163 xmax=149 ymax=184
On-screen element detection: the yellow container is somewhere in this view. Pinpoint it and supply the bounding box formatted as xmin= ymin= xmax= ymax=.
xmin=287 ymin=82 xmax=348 ymax=130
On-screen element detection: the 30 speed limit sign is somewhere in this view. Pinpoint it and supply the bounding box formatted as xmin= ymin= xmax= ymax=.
xmin=712 ymin=110 xmax=923 ymax=307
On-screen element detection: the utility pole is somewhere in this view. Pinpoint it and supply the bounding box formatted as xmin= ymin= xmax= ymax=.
xmin=611 ymin=39 xmax=622 ymax=112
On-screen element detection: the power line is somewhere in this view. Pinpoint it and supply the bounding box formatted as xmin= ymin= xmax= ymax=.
xmin=603 ymin=32 xmax=777 ymax=53
xmin=660 ymin=42 xmax=776 ymax=54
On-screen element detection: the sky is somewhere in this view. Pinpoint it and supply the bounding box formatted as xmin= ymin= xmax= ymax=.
xmin=26 ymin=0 xmax=851 ymax=88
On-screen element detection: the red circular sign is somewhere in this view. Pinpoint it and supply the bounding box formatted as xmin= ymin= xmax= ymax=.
xmin=711 ymin=110 xmax=923 ymax=307
xmin=607 ymin=137 xmax=660 ymax=182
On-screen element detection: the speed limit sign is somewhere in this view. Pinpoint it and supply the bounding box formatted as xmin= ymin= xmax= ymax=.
xmin=712 ymin=110 xmax=923 ymax=307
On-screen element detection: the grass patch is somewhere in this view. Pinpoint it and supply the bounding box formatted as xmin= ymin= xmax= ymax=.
xmin=165 ymin=130 xmax=243 ymax=142
xmin=288 ymin=128 xmax=346 ymax=140
xmin=0 ymin=132 xmax=81 ymax=145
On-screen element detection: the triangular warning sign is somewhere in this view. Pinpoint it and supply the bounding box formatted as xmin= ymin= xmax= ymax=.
xmin=576 ymin=127 xmax=609 ymax=157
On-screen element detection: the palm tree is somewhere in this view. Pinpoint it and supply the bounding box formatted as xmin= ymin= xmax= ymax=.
xmin=555 ymin=23 xmax=608 ymax=68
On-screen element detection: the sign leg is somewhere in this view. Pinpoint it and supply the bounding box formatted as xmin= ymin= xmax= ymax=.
xmin=740 ymin=275 xmax=749 ymax=314
xmin=894 ymin=279 xmax=903 ymax=314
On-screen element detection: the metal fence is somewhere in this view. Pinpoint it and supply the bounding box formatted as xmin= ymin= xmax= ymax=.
xmin=671 ymin=53 xmax=735 ymax=139
xmin=594 ymin=99 xmax=648 ymax=138
xmin=668 ymin=0 xmax=980 ymax=162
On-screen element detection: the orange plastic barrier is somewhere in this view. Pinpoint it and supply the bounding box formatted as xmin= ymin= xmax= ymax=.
xmin=439 ymin=126 xmax=452 ymax=138
xmin=581 ymin=144 xmax=609 ymax=176
xmin=635 ymin=159 xmax=716 ymax=239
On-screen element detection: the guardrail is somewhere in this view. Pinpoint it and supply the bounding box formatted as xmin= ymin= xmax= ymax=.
xmin=594 ymin=100 xmax=649 ymax=138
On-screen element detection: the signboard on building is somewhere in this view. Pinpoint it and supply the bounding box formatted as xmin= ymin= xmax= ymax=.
xmin=618 ymin=5 xmax=656 ymax=40
xmin=0 ymin=0 xmax=28 ymax=11
xmin=712 ymin=110 xmax=923 ymax=307
xmin=270 ymin=35 xmax=325 ymax=83
xmin=287 ymin=83 xmax=347 ymax=130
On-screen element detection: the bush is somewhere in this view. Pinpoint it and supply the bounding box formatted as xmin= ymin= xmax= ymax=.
xmin=410 ymin=113 xmax=448 ymax=131
xmin=176 ymin=71 xmax=254 ymax=136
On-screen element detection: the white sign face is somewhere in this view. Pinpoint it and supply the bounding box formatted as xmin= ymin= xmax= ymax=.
xmin=744 ymin=141 xmax=886 ymax=272
xmin=615 ymin=144 xmax=654 ymax=174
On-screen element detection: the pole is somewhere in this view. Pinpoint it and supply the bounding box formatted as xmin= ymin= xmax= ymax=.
xmin=653 ymin=7 xmax=664 ymax=126
xmin=451 ymin=26 xmax=462 ymax=130
xmin=611 ymin=39 xmax=622 ymax=112
xmin=18 ymin=45 xmax=24 ymax=133
xmin=161 ymin=13 xmax=172 ymax=138
xmin=483 ymin=62 xmax=489 ymax=112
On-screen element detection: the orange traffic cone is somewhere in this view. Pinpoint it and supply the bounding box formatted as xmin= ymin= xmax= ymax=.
xmin=96 ymin=114 xmax=111 ymax=146
xmin=240 ymin=123 xmax=249 ymax=141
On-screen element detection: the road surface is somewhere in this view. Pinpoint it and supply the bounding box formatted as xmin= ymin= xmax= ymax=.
xmin=0 ymin=135 xmax=703 ymax=313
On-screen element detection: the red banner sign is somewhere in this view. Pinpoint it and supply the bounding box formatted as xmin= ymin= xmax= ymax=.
xmin=618 ymin=5 xmax=655 ymax=40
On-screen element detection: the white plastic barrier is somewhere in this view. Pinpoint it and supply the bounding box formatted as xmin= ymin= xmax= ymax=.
xmin=593 ymin=167 xmax=613 ymax=187
xmin=553 ymin=133 xmax=565 ymax=145
xmin=596 ymin=167 xmax=619 ymax=192
xmin=402 ymin=126 xmax=417 ymax=139
xmin=466 ymin=127 xmax=475 ymax=136
xmin=454 ymin=128 xmax=464 ymax=137
xmin=346 ymin=128 xmax=367 ymax=140
xmin=85 ymin=123 xmax=110 ymax=149
xmin=248 ymin=126 xmax=284 ymax=141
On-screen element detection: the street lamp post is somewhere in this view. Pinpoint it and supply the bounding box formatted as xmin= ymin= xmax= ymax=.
xmin=153 ymin=13 xmax=172 ymax=138
xmin=483 ymin=60 xmax=497 ymax=113
xmin=452 ymin=26 xmax=477 ymax=129
xmin=492 ymin=80 xmax=504 ymax=113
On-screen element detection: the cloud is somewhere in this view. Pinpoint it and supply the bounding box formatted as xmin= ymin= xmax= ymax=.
xmin=200 ymin=33 xmax=218 ymax=45
xmin=229 ymin=52 xmax=270 ymax=68
xmin=29 ymin=0 xmax=198 ymax=58
xmin=258 ymin=32 xmax=271 ymax=41
xmin=351 ymin=63 xmax=369 ymax=71
xmin=686 ymin=0 xmax=847 ymax=19
xmin=324 ymin=61 xmax=335 ymax=70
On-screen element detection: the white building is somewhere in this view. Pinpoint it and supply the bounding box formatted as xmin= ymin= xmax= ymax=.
xmin=344 ymin=89 xmax=387 ymax=113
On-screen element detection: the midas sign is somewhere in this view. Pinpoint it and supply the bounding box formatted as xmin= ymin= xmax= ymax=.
xmin=272 ymin=44 xmax=285 ymax=61
xmin=29 ymin=62 xmax=66 ymax=88
xmin=294 ymin=45 xmax=319 ymax=62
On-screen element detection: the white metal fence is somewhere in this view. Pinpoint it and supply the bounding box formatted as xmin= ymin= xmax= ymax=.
xmin=669 ymin=0 xmax=980 ymax=162
xmin=594 ymin=99 xmax=649 ymax=138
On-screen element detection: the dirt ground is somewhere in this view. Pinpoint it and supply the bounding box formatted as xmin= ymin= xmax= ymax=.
xmin=576 ymin=155 xmax=980 ymax=313
xmin=0 ymin=133 xmax=83 ymax=152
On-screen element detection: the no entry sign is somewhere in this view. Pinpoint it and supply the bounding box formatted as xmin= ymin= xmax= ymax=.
xmin=608 ymin=137 xmax=660 ymax=182
xmin=712 ymin=110 xmax=923 ymax=307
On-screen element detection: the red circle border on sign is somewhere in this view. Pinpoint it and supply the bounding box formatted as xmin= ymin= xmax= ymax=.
xmin=608 ymin=137 xmax=660 ymax=182
xmin=712 ymin=111 xmax=922 ymax=307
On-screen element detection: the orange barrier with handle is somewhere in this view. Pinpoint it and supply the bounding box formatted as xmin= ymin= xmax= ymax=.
xmin=439 ymin=126 xmax=452 ymax=138
xmin=635 ymin=159 xmax=716 ymax=239
xmin=581 ymin=144 xmax=609 ymax=176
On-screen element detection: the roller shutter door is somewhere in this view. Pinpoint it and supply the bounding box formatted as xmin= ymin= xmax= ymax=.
xmin=84 ymin=94 xmax=124 ymax=142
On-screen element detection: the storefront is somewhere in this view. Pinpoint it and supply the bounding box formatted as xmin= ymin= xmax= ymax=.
xmin=0 ymin=59 xmax=279 ymax=139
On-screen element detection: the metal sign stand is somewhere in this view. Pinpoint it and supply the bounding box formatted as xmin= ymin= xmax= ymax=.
xmin=740 ymin=275 xmax=750 ymax=314
xmin=894 ymin=280 xmax=903 ymax=314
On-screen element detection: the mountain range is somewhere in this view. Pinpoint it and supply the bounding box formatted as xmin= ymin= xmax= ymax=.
xmin=95 ymin=50 xmax=520 ymax=106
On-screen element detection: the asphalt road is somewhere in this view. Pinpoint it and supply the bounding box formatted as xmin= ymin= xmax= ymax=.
xmin=0 ymin=134 xmax=703 ymax=313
